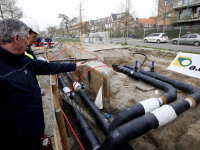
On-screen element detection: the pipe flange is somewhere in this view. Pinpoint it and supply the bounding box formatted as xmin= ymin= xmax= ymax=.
xmin=185 ymin=97 xmax=196 ymax=107
xmin=158 ymin=96 xmax=167 ymax=105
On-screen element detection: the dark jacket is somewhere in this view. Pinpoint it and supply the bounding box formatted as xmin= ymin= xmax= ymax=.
xmin=0 ymin=46 xmax=76 ymax=149
xmin=26 ymin=46 xmax=37 ymax=60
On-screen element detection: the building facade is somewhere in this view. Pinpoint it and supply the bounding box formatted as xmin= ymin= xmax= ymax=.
xmin=89 ymin=13 xmax=137 ymax=33
xmin=68 ymin=21 xmax=89 ymax=35
xmin=138 ymin=18 xmax=157 ymax=29
xmin=157 ymin=0 xmax=200 ymax=27
xmin=172 ymin=0 xmax=200 ymax=26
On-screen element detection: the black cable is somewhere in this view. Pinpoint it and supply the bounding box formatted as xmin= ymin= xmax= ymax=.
xmin=132 ymin=53 xmax=147 ymax=68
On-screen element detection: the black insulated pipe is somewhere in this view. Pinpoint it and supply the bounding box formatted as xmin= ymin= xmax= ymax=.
xmin=112 ymin=64 xmax=177 ymax=104
xmin=109 ymin=103 xmax=145 ymax=131
xmin=65 ymin=73 xmax=110 ymax=134
xmin=99 ymin=113 xmax=159 ymax=150
xmin=58 ymin=75 xmax=100 ymax=150
xmin=100 ymin=97 xmax=192 ymax=150
xmin=169 ymin=99 xmax=190 ymax=115
xmin=109 ymin=64 xmax=177 ymax=131
xmin=124 ymin=64 xmax=200 ymax=104
xmin=66 ymin=72 xmax=133 ymax=150
xmin=68 ymin=97 xmax=100 ymax=150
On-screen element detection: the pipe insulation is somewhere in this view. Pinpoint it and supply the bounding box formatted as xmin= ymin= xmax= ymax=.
xmin=58 ymin=75 xmax=101 ymax=150
xmin=109 ymin=64 xmax=177 ymax=131
xmin=68 ymin=97 xmax=101 ymax=150
xmin=99 ymin=99 xmax=191 ymax=150
xmin=139 ymin=98 xmax=161 ymax=113
xmin=112 ymin=64 xmax=177 ymax=104
xmin=65 ymin=72 xmax=133 ymax=150
xmin=124 ymin=64 xmax=200 ymax=105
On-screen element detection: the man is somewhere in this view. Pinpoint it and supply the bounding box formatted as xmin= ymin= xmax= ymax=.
xmin=20 ymin=18 xmax=46 ymax=95
xmin=0 ymin=18 xmax=85 ymax=150
xmin=36 ymin=36 xmax=42 ymax=47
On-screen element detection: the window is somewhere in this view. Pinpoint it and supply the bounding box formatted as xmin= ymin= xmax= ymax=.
xmin=178 ymin=0 xmax=182 ymax=6
xmin=181 ymin=34 xmax=189 ymax=38
xmin=183 ymin=0 xmax=189 ymax=5
xmin=162 ymin=34 xmax=167 ymax=36
xmin=188 ymin=34 xmax=197 ymax=38
xmin=166 ymin=0 xmax=173 ymax=5
xmin=148 ymin=34 xmax=154 ymax=37
xmin=153 ymin=34 xmax=160 ymax=36
xmin=166 ymin=13 xmax=172 ymax=17
xmin=144 ymin=24 xmax=148 ymax=27
xmin=197 ymin=7 xmax=200 ymax=14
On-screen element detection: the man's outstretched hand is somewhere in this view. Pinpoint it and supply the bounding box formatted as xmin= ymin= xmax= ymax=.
xmin=76 ymin=61 xmax=85 ymax=71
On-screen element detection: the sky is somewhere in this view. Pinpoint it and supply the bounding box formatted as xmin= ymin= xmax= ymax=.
xmin=17 ymin=0 xmax=156 ymax=31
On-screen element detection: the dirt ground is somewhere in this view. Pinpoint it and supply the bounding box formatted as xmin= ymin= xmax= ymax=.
xmin=37 ymin=43 xmax=200 ymax=150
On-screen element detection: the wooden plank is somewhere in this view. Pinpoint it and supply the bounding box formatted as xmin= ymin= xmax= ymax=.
xmin=53 ymin=121 xmax=62 ymax=150
xmin=77 ymin=65 xmax=110 ymax=103
xmin=52 ymin=83 xmax=60 ymax=109
xmin=49 ymin=58 xmax=97 ymax=62
xmin=50 ymin=75 xmax=62 ymax=150
xmin=55 ymin=108 xmax=70 ymax=150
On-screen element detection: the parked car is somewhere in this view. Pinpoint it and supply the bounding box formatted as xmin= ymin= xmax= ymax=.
xmin=75 ymin=35 xmax=80 ymax=38
xmin=129 ymin=33 xmax=137 ymax=38
xmin=171 ymin=33 xmax=200 ymax=46
xmin=144 ymin=33 xmax=168 ymax=43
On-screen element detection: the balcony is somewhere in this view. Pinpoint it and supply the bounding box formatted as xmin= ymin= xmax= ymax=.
xmin=173 ymin=0 xmax=200 ymax=9
xmin=172 ymin=14 xmax=200 ymax=23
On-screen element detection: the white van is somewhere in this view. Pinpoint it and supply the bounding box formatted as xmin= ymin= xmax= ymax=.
xmin=144 ymin=33 xmax=168 ymax=43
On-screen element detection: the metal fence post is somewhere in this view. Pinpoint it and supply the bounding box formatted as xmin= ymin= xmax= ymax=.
xmin=176 ymin=26 xmax=182 ymax=51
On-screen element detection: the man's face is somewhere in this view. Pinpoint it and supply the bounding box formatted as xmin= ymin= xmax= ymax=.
xmin=28 ymin=32 xmax=37 ymax=46
xmin=18 ymin=30 xmax=29 ymax=54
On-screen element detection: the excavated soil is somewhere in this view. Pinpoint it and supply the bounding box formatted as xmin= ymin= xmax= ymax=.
xmin=37 ymin=43 xmax=200 ymax=150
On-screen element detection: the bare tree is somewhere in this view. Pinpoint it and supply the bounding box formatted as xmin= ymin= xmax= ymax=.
xmin=0 ymin=2 xmax=4 ymax=19
xmin=0 ymin=0 xmax=7 ymax=19
xmin=76 ymin=0 xmax=85 ymax=45
xmin=117 ymin=0 xmax=136 ymax=44
xmin=154 ymin=0 xmax=174 ymax=32
xmin=58 ymin=14 xmax=77 ymax=37
xmin=1 ymin=0 xmax=23 ymax=19
xmin=46 ymin=25 xmax=57 ymax=36
xmin=56 ymin=25 xmax=65 ymax=35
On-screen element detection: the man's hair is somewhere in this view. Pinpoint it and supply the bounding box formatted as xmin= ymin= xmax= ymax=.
xmin=29 ymin=28 xmax=35 ymax=34
xmin=0 ymin=18 xmax=30 ymax=45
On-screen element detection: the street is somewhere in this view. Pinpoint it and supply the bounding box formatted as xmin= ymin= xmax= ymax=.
xmin=111 ymin=38 xmax=200 ymax=53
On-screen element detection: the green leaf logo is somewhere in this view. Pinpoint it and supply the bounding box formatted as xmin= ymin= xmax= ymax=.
xmin=178 ymin=57 xmax=192 ymax=67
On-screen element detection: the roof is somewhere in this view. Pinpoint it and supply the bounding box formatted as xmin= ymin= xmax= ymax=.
xmin=138 ymin=18 xmax=156 ymax=24
xmin=89 ymin=17 xmax=109 ymax=26
xmin=149 ymin=16 xmax=158 ymax=21
xmin=90 ymin=20 xmax=97 ymax=26
xmin=99 ymin=17 xmax=109 ymax=24
xmin=111 ymin=13 xmax=125 ymax=22
xmin=69 ymin=21 xmax=88 ymax=29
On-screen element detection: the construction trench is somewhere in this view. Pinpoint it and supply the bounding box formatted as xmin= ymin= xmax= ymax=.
xmin=36 ymin=43 xmax=200 ymax=150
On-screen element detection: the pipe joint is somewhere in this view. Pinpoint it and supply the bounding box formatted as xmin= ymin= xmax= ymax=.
xmin=62 ymin=87 xmax=71 ymax=95
xmin=158 ymin=96 xmax=167 ymax=105
xmin=73 ymin=82 xmax=82 ymax=92
xmin=185 ymin=97 xmax=196 ymax=107
xmin=157 ymin=97 xmax=164 ymax=106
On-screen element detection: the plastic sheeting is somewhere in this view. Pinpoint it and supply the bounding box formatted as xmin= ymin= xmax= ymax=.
xmin=94 ymin=85 xmax=103 ymax=109
xmin=139 ymin=98 xmax=160 ymax=114
xmin=151 ymin=105 xmax=177 ymax=127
